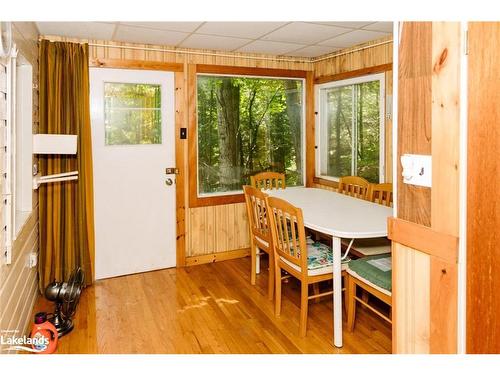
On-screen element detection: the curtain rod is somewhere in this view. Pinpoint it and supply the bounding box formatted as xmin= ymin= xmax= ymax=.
xmin=40 ymin=37 xmax=392 ymax=64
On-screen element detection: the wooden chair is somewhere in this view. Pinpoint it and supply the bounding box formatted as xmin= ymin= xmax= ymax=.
xmin=250 ymin=172 xmax=286 ymax=190
xmin=243 ymin=185 xmax=274 ymax=300
xmin=338 ymin=176 xmax=370 ymax=200
xmin=346 ymin=255 xmax=392 ymax=332
xmin=265 ymin=195 xmax=346 ymax=337
xmin=368 ymin=183 xmax=393 ymax=207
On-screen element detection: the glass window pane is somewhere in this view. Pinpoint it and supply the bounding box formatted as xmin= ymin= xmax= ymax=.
xmin=104 ymin=83 xmax=162 ymax=145
xmin=319 ymin=85 xmax=353 ymax=178
xmin=356 ymin=81 xmax=380 ymax=182
xmin=197 ymin=75 xmax=304 ymax=195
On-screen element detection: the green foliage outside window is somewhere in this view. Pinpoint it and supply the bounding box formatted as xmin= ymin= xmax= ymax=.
xmin=321 ymin=79 xmax=381 ymax=183
xmin=197 ymin=75 xmax=304 ymax=194
xmin=104 ymin=82 xmax=162 ymax=145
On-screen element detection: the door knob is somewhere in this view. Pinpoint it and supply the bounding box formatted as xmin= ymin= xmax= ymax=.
xmin=165 ymin=178 xmax=173 ymax=186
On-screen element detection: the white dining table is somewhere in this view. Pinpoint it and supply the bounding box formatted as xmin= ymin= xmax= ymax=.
xmin=266 ymin=187 xmax=392 ymax=347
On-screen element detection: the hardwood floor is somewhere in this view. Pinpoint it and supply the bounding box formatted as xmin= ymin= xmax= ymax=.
xmin=34 ymin=257 xmax=392 ymax=354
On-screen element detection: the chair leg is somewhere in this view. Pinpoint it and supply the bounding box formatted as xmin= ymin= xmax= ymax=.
xmin=268 ymin=252 xmax=274 ymax=301
xmin=250 ymin=241 xmax=256 ymax=285
xmin=347 ymin=276 xmax=357 ymax=332
xmin=343 ymin=274 xmax=348 ymax=313
xmin=361 ymin=290 xmax=369 ymax=304
xmin=275 ymin=264 xmax=282 ymax=317
xmin=299 ymin=281 xmax=309 ymax=337
xmin=312 ymin=283 xmax=320 ymax=303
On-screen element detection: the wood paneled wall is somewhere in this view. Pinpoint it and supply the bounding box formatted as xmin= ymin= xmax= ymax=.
xmin=41 ymin=35 xmax=313 ymax=71
xmin=466 ymin=22 xmax=500 ymax=354
xmin=313 ymin=36 xmax=393 ymax=79
xmin=0 ymin=22 xmax=40 ymax=352
xmin=391 ymin=22 xmax=461 ymax=354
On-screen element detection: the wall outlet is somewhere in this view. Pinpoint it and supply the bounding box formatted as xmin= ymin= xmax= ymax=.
xmin=28 ymin=252 xmax=37 ymax=268
xmin=401 ymin=154 xmax=432 ymax=187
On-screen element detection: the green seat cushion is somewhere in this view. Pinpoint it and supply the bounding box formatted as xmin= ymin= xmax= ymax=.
xmin=348 ymin=254 xmax=392 ymax=291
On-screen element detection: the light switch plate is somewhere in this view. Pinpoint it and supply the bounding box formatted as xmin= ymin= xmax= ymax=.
xmin=401 ymin=154 xmax=432 ymax=187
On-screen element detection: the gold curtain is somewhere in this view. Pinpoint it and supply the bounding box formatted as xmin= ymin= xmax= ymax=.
xmin=38 ymin=40 xmax=95 ymax=291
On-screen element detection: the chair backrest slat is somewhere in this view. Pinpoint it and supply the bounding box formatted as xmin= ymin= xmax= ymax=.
xmin=266 ymin=196 xmax=307 ymax=270
xmin=368 ymin=183 xmax=393 ymax=207
xmin=243 ymin=185 xmax=270 ymax=241
xmin=251 ymin=172 xmax=286 ymax=190
xmin=338 ymin=176 xmax=370 ymax=200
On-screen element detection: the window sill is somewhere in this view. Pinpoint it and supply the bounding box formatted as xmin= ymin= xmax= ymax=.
xmin=313 ymin=177 xmax=339 ymax=189
xmin=14 ymin=210 xmax=33 ymax=239
xmin=189 ymin=192 xmax=245 ymax=208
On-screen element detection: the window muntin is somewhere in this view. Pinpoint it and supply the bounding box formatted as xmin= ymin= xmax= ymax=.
xmin=104 ymin=82 xmax=162 ymax=145
xmin=197 ymin=74 xmax=305 ymax=196
xmin=316 ymin=73 xmax=385 ymax=183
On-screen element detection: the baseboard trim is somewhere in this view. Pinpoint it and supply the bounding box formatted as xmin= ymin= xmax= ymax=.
xmin=185 ymin=248 xmax=250 ymax=266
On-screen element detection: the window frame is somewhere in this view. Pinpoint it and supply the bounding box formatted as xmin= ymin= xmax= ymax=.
xmin=13 ymin=55 xmax=33 ymax=237
xmin=188 ymin=64 xmax=309 ymax=208
xmin=314 ymin=72 xmax=386 ymax=184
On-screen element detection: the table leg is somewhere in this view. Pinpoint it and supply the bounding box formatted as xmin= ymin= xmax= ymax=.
xmin=332 ymin=235 xmax=343 ymax=347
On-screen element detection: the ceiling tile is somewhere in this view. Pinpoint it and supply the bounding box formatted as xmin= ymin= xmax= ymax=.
xmin=179 ymin=34 xmax=251 ymax=51
xmin=119 ymin=22 xmax=203 ymax=33
xmin=236 ymin=40 xmax=307 ymax=55
xmin=36 ymin=22 xmax=116 ymax=40
xmin=195 ymin=22 xmax=287 ymax=39
xmin=114 ymin=25 xmax=189 ymax=46
xmin=285 ymin=45 xmax=340 ymax=58
xmin=309 ymin=21 xmax=375 ymax=29
xmin=318 ymin=29 xmax=389 ymax=48
xmin=362 ymin=22 xmax=394 ymax=33
xmin=261 ymin=22 xmax=350 ymax=44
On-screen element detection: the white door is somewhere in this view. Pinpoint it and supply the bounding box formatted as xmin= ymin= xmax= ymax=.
xmin=90 ymin=68 xmax=176 ymax=280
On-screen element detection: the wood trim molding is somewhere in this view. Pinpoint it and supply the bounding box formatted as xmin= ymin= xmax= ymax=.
xmin=314 ymin=63 xmax=393 ymax=85
xmin=388 ymin=217 xmax=458 ymax=263
xmin=305 ymin=71 xmax=315 ymax=187
xmin=90 ymin=58 xmax=184 ymax=72
xmin=187 ymin=63 xmax=199 ymax=208
xmin=312 ymin=177 xmax=338 ymax=189
xmin=185 ymin=248 xmax=250 ymax=266
xmin=196 ymin=64 xmax=308 ymax=78
xmin=175 ymin=71 xmax=187 ymax=267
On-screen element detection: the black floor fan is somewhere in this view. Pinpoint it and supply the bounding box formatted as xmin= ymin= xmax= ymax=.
xmin=44 ymin=267 xmax=85 ymax=337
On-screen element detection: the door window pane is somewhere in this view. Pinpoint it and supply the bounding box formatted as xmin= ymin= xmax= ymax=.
xmin=104 ymin=82 xmax=161 ymax=145
xmin=197 ymin=75 xmax=304 ymax=195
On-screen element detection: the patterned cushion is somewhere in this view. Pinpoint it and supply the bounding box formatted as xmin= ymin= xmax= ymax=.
xmin=280 ymin=241 xmax=350 ymax=276
xmin=307 ymin=242 xmax=351 ymax=269
xmin=307 ymin=242 xmax=333 ymax=270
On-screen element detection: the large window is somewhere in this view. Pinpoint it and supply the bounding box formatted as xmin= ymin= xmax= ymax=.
xmin=197 ymin=74 xmax=305 ymax=196
xmin=316 ymin=73 xmax=385 ymax=183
